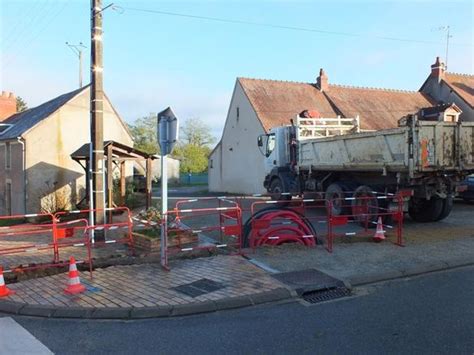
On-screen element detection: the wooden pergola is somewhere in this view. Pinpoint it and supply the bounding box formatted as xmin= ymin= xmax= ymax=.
xmin=71 ymin=140 xmax=157 ymax=210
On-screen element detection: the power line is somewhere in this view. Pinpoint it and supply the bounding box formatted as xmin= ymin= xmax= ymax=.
xmin=3 ymin=0 xmax=70 ymax=68
xmin=120 ymin=6 xmax=472 ymax=47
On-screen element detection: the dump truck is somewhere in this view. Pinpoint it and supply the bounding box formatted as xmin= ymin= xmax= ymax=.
xmin=257 ymin=114 xmax=474 ymax=222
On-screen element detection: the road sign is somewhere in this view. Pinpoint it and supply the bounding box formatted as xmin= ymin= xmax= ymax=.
xmin=158 ymin=107 xmax=179 ymax=156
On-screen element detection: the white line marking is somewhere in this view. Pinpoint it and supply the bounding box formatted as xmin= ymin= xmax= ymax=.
xmin=0 ymin=317 xmax=54 ymax=354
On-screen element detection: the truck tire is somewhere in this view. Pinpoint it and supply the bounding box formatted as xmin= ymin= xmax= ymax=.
xmin=270 ymin=178 xmax=291 ymax=201
xmin=408 ymin=197 xmax=444 ymax=222
xmin=325 ymin=183 xmax=347 ymax=216
xmin=434 ymin=195 xmax=453 ymax=221
xmin=351 ymin=185 xmax=379 ymax=227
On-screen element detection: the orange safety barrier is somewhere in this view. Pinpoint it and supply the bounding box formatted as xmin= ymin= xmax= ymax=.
xmin=0 ymin=212 xmax=93 ymax=277
xmin=54 ymin=207 xmax=134 ymax=255
xmin=162 ymin=197 xmax=243 ymax=269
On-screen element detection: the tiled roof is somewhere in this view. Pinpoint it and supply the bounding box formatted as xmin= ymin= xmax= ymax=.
xmin=238 ymin=77 xmax=434 ymax=131
xmin=443 ymin=72 xmax=474 ymax=108
xmin=325 ymin=85 xmax=434 ymax=130
xmin=0 ymin=86 xmax=87 ymax=140
xmin=238 ymin=78 xmax=339 ymax=131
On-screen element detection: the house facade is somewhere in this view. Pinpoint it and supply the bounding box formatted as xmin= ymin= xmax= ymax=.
xmin=209 ymin=62 xmax=452 ymax=194
xmin=420 ymin=57 xmax=473 ymax=122
xmin=0 ymin=86 xmax=133 ymax=215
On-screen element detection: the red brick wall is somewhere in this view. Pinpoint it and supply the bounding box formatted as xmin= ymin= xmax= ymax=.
xmin=0 ymin=91 xmax=17 ymax=121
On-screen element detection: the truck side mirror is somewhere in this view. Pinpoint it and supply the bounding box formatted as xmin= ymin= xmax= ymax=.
xmin=257 ymin=136 xmax=263 ymax=147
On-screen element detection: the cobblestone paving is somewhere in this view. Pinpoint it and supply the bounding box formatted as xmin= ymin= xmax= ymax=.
xmin=6 ymin=256 xmax=284 ymax=307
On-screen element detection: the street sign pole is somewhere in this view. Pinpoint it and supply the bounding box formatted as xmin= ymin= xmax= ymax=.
xmin=158 ymin=107 xmax=178 ymax=270
xmin=160 ymin=150 xmax=168 ymax=268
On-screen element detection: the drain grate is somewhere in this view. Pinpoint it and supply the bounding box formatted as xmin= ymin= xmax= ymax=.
xmin=302 ymin=287 xmax=351 ymax=304
xmin=173 ymin=278 xmax=225 ymax=298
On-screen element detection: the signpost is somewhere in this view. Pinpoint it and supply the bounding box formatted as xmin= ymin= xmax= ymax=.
xmin=157 ymin=107 xmax=179 ymax=269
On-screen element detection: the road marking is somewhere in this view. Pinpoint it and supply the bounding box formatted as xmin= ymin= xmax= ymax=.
xmin=0 ymin=317 xmax=53 ymax=354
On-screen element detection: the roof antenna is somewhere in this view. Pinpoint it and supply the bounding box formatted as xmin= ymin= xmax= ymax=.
xmin=433 ymin=25 xmax=452 ymax=70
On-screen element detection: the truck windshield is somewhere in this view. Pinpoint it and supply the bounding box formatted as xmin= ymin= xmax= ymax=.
xmin=266 ymin=134 xmax=276 ymax=157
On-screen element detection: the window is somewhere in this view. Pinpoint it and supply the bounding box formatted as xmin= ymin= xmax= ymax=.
xmin=5 ymin=142 xmax=11 ymax=170
xmin=446 ymin=114 xmax=456 ymax=123
xmin=5 ymin=181 xmax=12 ymax=215
xmin=236 ymin=107 xmax=240 ymax=122
xmin=266 ymin=134 xmax=276 ymax=157
xmin=0 ymin=124 xmax=13 ymax=135
xmin=210 ymin=159 xmax=214 ymax=168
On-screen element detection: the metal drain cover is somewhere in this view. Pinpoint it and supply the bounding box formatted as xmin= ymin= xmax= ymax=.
xmin=302 ymin=287 xmax=351 ymax=304
xmin=173 ymin=278 xmax=225 ymax=298
xmin=272 ymin=269 xmax=346 ymax=295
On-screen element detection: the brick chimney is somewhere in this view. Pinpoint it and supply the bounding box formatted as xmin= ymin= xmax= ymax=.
xmin=316 ymin=68 xmax=328 ymax=92
xmin=0 ymin=91 xmax=17 ymax=121
xmin=430 ymin=57 xmax=445 ymax=82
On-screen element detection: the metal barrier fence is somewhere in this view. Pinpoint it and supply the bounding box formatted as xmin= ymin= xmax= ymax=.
xmin=55 ymin=207 xmax=135 ymax=254
xmin=326 ymin=191 xmax=406 ymax=252
xmin=0 ymin=212 xmax=93 ymax=276
xmin=0 ymin=193 xmax=407 ymax=272
xmin=163 ymin=197 xmax=242 ymax=268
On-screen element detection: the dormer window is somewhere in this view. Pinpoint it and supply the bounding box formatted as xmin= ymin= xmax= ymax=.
xmin=0 ymin=124 xmax=13 ymax=135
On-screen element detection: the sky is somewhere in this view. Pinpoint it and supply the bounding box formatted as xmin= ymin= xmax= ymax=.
xmin=1 ymin=0 xmax=473 ymax=142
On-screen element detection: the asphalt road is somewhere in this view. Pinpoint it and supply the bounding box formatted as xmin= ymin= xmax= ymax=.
xmin=4 ymin=266 xmax=473 ymax=355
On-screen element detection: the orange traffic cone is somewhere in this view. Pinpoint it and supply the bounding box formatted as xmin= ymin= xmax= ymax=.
xmin=0 ymin=266 xmax=15 ymax=297
xmin=373 ymin=217 xmax=386 ymax=242
xmin=64 ymin=257 xmax=86 ymax=295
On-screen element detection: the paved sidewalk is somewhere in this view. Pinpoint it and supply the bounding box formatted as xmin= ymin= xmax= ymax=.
xmin=0 ymin=255 xmax=291 ymax=319
xmin=248 ymin=236 xmax=474 ymax=285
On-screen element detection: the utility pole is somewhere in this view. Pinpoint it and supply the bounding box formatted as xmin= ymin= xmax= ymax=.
xmin=90 ymin=0 xmax=105 ymax=240
xmin=66 ymin=42 xmax=86 ymax=88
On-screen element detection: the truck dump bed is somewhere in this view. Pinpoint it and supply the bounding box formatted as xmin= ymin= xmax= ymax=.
xmin=298 ymin=121 xmax=474 ymax=174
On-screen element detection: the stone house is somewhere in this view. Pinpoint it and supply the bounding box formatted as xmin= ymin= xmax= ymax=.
xmin=0 ymin=86 xmax=133 ymax=215
xmin=420 ymin=57 xmax=473 ymax=122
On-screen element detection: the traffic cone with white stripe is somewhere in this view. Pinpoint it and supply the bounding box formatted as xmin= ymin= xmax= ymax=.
xmin=64 ymin=257 xmax=86 ymax=295
xmin=373 ymin=217 xmax=386 ymax=242
xmin=0 ymin=266 xmax=15 ymax=297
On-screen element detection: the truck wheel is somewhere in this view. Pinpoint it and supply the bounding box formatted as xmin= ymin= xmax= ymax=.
xmin=351 ymin=185 xmax=379 ymax=227
xmin=270 ymin=178 xmax=291 ymax=201
xmin=408 ymin=197 xmax=444 ymax=222
xmin=325 ymin=183 xmax=347 ymax=216
xmin=434 ymin=195 xmax=453 ymax=221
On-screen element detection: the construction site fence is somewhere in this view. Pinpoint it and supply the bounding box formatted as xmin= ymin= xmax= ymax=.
xmin=164 ymin=192 xmax=406 ymax=254
xmin=54 ymin=207 xmax=134 ymax=253
xmin=0 ymin=212 xmax=93 ymax=276
xmin=0 ymin=207 xmax=136 ymax=276
xmin=163 ymin=197 xmax=243 ymax=267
